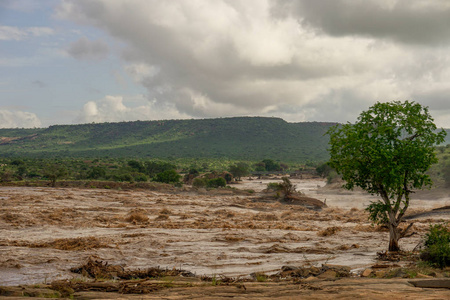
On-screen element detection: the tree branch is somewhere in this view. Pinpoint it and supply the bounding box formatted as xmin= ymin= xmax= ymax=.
xmin=399 ymin=222 xmax=415 ymax=239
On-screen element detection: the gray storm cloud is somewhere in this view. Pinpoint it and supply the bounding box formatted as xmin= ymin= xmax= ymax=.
xmin=57 ymin=0 xmax=450 ymax=126
xmin=284 ymin=0 xmax=450 ymax=46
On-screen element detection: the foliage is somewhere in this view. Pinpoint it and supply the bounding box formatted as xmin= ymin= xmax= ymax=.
xmin=279 ymin=177 xmax=296 ymax=198
xmin=316 ymin=162 xmax=332 ymax=178
xmin=43 ymin=163 xmax=68 ymax=187
xmin=365 ymin=201 xmax=389 ymax=225
xmin=0 ymin=117 xmax=337 ymax=163
xmin=421 ymin=223 xmax=450 ymax=268
xmin=153 ymin=169 xmax=181 ymax=184
xmin=88 ymin=166 xmax=106 ymax=179
xmin=266 ymin=182 xmax=282 ymax=191
xmin=261 ymin=159 xmax=281 ymax=172
xmin=192 ymin=177 xmax=227 ymax=188
xmin=266 ymin=177 xmax=296 ymax=199
xmin=327 ymin=101 xmax=446 ymax=251
xmin=442 ymin=162 xmax=450 ymax=188
xmin=207 ymin=177 xmax=227 ymax=188
xmin=228 ymin=162 xmax=249 ymax=180
xmin=326 ymin=170 xmax=339 ymax=184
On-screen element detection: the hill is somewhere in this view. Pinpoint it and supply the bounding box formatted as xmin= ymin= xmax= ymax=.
xmin=0 ymin=117 xmax=337 ymax=162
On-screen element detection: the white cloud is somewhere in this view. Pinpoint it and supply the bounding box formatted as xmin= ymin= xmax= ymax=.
xmin=66 ymin=37 xmax=109 ymax=60
xmin=0 ymin=26 xmax=54 ymax=41
xmin=76 ymin=95 xmax=188 ymax=123
xmin=0 ymin=110 xmax=42 ymax=128
xmin=56 ymin=0 xmax=450 ymax=127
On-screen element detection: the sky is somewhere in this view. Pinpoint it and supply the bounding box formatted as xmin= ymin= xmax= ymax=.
xmin=1 ymin=0 xmax=450 ymax=129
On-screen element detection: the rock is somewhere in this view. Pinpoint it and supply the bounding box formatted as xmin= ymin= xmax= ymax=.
xmin=303 ymin=276 xmax=318 ymax=282
xmin=361 ymin=269 xmax=373 ymax=277
xmin=409 ymin=279 xmax=450 ymax=289
xmin=322 ymin=265 xmax=351 ymax=278
xmin=375 ymin=270 xmax=386 ymax=278
xmin=318 ymin=270 xmax=337 ymax=279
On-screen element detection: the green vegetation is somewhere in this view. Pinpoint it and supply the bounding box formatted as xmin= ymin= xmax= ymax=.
xmin=193 ymin=177 xmax=227 ymax=188
xmin=421 ymin=223 xmax=450 ymax=268
xmin=0 ymin=117 xmax=336 ymax=163
xmin=228 ymin=162 xmax=250 ymax=180
xmin=327 ymin=101 xmax=446 ymax=251
xmin=153 ymin=170 xmax=181 ymax=184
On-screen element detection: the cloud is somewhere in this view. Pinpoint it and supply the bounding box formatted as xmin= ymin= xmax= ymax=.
xmin=57 ymin=0 xmax=450 ymax=127
xmin=76 ymin=95 xmax=188 ymax=123
xmin=0 ymin=110 xmax=42 ymax=128
xmin=0 ymin=26 xmax=54 ymax=41
xmin=66 ymin=37 xmax=109 ymax=60
xmin=281 ymin=0 xmax=450 ymax=46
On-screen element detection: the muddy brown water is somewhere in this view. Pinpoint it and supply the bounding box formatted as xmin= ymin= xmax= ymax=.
xmin=0 ymin=179 xmax=448 ymax=286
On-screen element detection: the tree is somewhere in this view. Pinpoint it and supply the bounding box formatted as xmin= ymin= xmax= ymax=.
xmin=316 ymin=162 xmax=333 ymax=178
xmin=228 ymin=162 xmax=249 ymax=181
xmin=262 ymin=159 xmax=281 ymax=172
xmin=153 ymin=169 xmax=181 ymax=184
xmin=43 ymin=163 xmax=68 ymax=187
xmin=442 ymin=162 xmax=450 ymax=188
xmin=327 ymin=101 xmax=446 ymax=251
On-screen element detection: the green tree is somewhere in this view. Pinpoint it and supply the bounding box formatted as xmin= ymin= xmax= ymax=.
xmin=262 ymin=159 xmax=281 ymax=172
xmin=316 ymin=162 xmax=332 ymax=178
xmin=442 ymin=162 xmax=450 ymax=188
xmin=88 ymin=166 xmax=106 ymax=179
xmin=228 ymin=162 xmax=249 ymax=181
xmin=43 ymin=163 xmax=68 ymax=187
xmin=327 ymin=101 xmax=446 ymax=251
xmin=153 ymin=169 xmax=181 ymax=184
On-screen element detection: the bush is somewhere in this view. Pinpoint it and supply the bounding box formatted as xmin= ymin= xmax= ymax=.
xmin=421 ymin=223 xmax=450 ymax=268
xmin=192 ymin=177 xmax=226 ymax=188
xmin=207 ymin=177 xmax=226 ymax=188
xmin=192 ymin=177 xmax=207 ymax=188
xmin=266 ymin=182 xmax=282 ymax=191
xmin=279 ymin=177 xmax=295 ymax=198
xmin=132 ymin=173 xmax=148 ymax=182
xmin=153 ymin=169 xmax=181 ymax=183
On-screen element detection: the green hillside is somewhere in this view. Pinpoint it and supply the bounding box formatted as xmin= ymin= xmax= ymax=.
xmin=0 ymin=117 xmax=337 ymax=162
xmin=1 ymin=117 xmax=448 ymax=163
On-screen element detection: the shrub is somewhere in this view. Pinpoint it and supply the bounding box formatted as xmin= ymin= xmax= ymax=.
xmin=279 ymin=177 xmax=296 ymax=198
xmin=420 ymin=223 xmax=450 ymax=268
xmin=193 ymin=177 xmax=207 ymax=188
xmin=132 ymin=173 xmax=148 ymax=182
xmin=207 ymin=177 xmax=226 ymax=188
xmin=192 ymin=177 xmax=226 ymax=188
xmin=153 ymin=169 xmax=181 ymax=183
xmin=266 ymin=182 xmax=282 ymax=191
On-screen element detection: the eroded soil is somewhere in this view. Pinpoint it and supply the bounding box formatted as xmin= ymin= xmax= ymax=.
xmin=0 ymin=178 xmax=449 ymax=298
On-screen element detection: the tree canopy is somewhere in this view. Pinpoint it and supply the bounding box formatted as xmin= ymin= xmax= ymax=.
xmin=327 ymin=101 xmax=446 ymax=251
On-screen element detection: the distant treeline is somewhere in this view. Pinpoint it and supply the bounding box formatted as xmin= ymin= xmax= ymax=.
xmin=0 ymin=157 xmax=316 ymax=187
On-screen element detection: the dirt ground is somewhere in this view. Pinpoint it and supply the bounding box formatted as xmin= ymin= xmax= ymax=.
xmin=0 ymin=178 xmax=449 ymax=298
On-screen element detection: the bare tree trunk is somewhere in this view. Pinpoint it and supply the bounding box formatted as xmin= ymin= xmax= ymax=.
xmin=388 ymin=223 xmax=400 ymax=251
